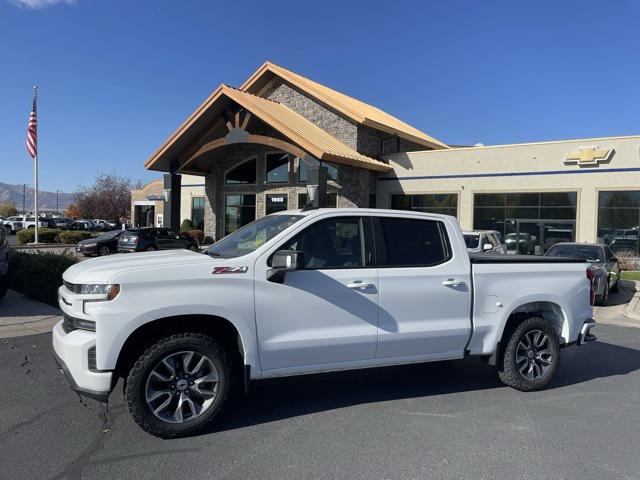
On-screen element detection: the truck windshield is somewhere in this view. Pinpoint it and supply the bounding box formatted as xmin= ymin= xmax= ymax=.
xmin=205 ymin=214 xmax=303 ymax=259
xmin=464 ymin=234 xmax=480 ymax=249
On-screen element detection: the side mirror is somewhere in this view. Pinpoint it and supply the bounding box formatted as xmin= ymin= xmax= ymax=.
xmin=267 ymin=250 xmax=304 ymax=283
xmin=483 ymin=243 xmax=493 ymax=251
xmin=611 ymin=256 xmax=618 ymax=263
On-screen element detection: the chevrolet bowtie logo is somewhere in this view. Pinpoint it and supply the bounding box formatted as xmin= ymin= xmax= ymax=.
xmin=564 ymin=146 xmax=614 ymax=166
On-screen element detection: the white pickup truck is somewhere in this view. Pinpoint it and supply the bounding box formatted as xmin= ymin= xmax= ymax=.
xmin=53 ymin=208 xmax=596 ymax=438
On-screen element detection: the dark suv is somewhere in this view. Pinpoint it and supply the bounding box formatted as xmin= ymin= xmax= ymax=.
xmin=117 ymin=227 xmax=199 ymax=253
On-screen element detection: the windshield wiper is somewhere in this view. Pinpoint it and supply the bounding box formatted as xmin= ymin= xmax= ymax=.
xmin=205 ymin=251 xmax=221 ymax=257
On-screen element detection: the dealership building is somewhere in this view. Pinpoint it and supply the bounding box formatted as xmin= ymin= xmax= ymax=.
xmin=142 ymin=61 xmax=640 ymax=252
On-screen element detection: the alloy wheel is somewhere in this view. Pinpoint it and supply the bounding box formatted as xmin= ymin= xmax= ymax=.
xmin=515 ymin=330 xmax=553 ymax=381
xmin=99 ymin=246 xmax=110 ymax=256
xmin=145 ymin=351 xmax=219 ymax=424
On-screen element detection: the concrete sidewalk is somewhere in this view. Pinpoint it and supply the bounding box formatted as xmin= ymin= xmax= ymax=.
xmin=0 ymin=290 xmax=61 ymax=338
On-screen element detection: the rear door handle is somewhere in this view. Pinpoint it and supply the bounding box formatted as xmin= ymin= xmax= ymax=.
xmin=347 ymin=281 xmax=374 ymax=289
xmin=442 ymin=279 xmax=465 ymax=287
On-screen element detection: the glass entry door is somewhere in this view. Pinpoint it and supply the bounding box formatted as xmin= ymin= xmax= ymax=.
xmin=505 ymin=219 xmax=576 ymax=255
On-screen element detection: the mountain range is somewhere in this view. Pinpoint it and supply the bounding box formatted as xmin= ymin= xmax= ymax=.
xmin=0 ymin=181 xmax=74 ymax=211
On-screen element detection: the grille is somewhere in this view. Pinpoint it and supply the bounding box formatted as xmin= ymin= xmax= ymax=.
xmin=88 ymin=347 xmax=97 ymax=372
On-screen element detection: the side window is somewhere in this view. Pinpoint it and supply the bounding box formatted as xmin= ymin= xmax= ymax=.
xmin=378 ymin=217 xmax=450 ymax=267
xmin=282 ymin=217 xmax=364 ymax=269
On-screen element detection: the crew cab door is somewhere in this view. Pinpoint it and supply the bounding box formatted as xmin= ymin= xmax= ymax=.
xmin=254 ymin=216 xmax=378 ymax=371
xmin=374 ymin=215 xmax=471 ymax=359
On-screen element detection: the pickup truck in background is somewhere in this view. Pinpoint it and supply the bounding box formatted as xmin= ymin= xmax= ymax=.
xmin=53 ymin=208 xmax=596 ymax=438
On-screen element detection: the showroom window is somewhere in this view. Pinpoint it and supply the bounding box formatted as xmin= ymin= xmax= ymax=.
xmin=266 ymin=194 xmax=288 ymax=214
xmin=390 ymin=193 xmax=458 ymax=217
xmin=298 ymin=161 xmax=338 ymax=182
xmin=225 ymin=194 xmax=256 ymax=236
xmin=473 ymin=192 xmax=577 ymax=253
xmin=266 ymin=153 xmax=290 ymax=183
xmin=473 ymin=192 xmax=577 ymax=230
xmin=225 ymin=158 xmax=257 ymax=185
xmin=191 ymin=197 xmax=205 ymax=230
xmin=597 ymin=191 xmax=640 ymax=254
xmin=297 ymin=192 xmax=338 ymax=208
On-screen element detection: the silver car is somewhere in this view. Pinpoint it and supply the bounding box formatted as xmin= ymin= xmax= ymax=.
xmin=463 ymin=230 xmax=507 ymax=255
xmin=545 ymin=243 xmax=620 ymax=306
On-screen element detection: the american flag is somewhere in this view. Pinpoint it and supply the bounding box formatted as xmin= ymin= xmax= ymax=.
xmin=26 ymin=91 xmax=37 ymax=159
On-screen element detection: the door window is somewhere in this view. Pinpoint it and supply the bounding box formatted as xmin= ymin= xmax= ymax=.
xmin=282 ymin=217 xmax=364 ymax=269
xmin=378 ymin=217 xmax=450 ymax=267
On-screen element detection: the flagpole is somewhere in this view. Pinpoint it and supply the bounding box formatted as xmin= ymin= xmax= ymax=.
xmin=33 ymin=85 xmax=39 ymax=244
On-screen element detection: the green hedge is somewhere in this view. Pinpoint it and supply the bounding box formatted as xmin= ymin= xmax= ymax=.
xmin=16 ymin=228 xmax=60 ymax=244
xmin=180 ymin=219 xmax=195 ymax=232
xmin=57 ymin=231 xmax=92 ymax=244
xmin=8 ymin=250 xmax=78 ymax=307
xmin=16 ymin=228 xmax=93 ymax=245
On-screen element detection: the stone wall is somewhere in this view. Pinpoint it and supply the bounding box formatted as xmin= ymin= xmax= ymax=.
xmin=262 ymin=80 xmax=358 ymax=149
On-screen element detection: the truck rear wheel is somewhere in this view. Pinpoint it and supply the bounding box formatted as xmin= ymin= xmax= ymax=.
xmin=498 ymin=316 xmax=560 ymax=391
xmin=125 ymin=333 xmax=231 ymax=438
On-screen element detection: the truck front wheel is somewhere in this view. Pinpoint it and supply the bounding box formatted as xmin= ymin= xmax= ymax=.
xmin=498 ymin=316 xmax=560 ymax=391
xmin=125 ymin=333 xmax=231 ymax=438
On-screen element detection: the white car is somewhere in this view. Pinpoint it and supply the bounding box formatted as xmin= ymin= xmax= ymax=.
xmin=53 ymin=208 xmax=596 ymax=437
xmin=3 ymin=215 xmax=24 ymax=233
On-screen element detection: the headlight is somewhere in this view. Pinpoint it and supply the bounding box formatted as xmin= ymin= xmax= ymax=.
xmin=84 ymin=242 xmax=97 ymax=248
xmin=78 ymin=284 xmax=120 ymax=300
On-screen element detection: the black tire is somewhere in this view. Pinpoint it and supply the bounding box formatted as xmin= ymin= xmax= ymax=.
xmin=498 ymin=316 xmax=560 ymax=391
xmin=125 ymin=333 xmax=231 ymax=438
xmin=188 ymin=244 xmax=199 ymax=252
xmin=144 ymin=245 xmax=157 ymax=251
xmin=0 ymin=275 xmax=8 ymax=301
xmin=598 ymin=283 xmax=609 ymax=306
xmin=610 ymin=276 xmax=619 ymax=293
xmin=98 ymin=246 xmax=110 ymax=256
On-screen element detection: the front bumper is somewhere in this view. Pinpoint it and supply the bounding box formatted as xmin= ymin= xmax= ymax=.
xmin=76 ymin=245 xmax=98 ymax=255
xmin=52 ymin=321 xmax=113 ymax=402
xmin=577 ymin=318 xmax=597 ymax=346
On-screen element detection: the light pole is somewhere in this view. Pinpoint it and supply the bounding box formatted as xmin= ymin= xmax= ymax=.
xmin=56 ymin=190 xmax=59 ymax=213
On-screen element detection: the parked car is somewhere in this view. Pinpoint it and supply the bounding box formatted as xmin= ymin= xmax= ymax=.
xmin=463 ymin=230 xmax=506 ymax=254
xmin=117 ymin=227 xmax=199 ymax=253
xmin=92 ymin=219 xmax=114 ymax=232
xmin=0 ymin=225 xmax=8 ymax=300
xmin=76 ymin=230 xmax=124 ymax=257
xmin=3 ymin=216 xmax=23 ymax=233
xmin=54 ymin=217 xmax=74 ymax=230
xmin=71 ymin=220 xmax=96 ymax=231
xmin=504 ymin=232 xmax=536 ymax=254
xmin=545 ymin=243 xmax=620 ymax=306
xmin=54 ymin=209 xmax=596 ymax=438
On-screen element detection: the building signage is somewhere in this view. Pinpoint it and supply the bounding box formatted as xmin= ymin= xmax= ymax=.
xmin=564 ymin=146 xmax=614 ymax=166
xmin=267 ymin=195 xmax=286 ymax=204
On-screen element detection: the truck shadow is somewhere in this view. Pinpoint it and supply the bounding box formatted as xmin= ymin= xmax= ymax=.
xmin=205 ymin=338 xmax=640 ymax=436
xmin=605 ymin=279 xmax=636 ymax=306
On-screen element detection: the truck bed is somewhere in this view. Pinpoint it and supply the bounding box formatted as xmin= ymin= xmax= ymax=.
xmin=469 ymin=254 xmax=588 ymax=264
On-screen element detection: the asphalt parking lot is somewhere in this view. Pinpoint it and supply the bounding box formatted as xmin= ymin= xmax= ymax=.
xmin=1 ymin=290 xmax=640 ymax=480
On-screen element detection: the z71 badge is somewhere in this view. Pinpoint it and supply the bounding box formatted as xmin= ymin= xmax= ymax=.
xmin=212 ymin=266 xmax=248 ymax=274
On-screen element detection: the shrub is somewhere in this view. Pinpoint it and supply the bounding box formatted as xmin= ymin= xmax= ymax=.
xmin=8 ymin=250 xmax=78 ymax=307
xmin=183 ymin=229 xmax=204 ymax=243
xmin=16 ymin=228 xmax=60 ymax=244
xmin=615 ymin=250 xmax=640 ymax=271
xmin=180 ymin=219 xmax=195 ymax=232
xmin=57 ymin=230 xmax=93 ymax=244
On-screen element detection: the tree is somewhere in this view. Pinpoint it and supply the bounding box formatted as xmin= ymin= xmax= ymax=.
xmin=0 ymin=203 xmax=17 ymax=217
xmin=74 ymin=173 xmax=142 ymax=221
xmin=65 ymin=204 xmax=81 ymax=219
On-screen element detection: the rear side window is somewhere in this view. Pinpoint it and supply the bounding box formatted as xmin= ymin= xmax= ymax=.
xmin=378 ymin=217 xmax=450 ymax=267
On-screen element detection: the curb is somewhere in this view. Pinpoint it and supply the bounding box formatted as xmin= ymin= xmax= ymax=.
xmin=623 ymin=280 xmax=640 ymax=322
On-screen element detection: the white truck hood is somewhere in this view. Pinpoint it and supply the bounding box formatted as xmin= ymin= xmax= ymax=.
xmin=63 ymin=250 xmax=213 ymax=284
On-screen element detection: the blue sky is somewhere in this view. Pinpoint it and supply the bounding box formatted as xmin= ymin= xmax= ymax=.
xmin=1 ymin=0 xmax=639 ymax=193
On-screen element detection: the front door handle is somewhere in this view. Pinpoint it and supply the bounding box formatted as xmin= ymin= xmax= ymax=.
xmin=347 ymin=281 xmax=374 ymax=289
xmin=442 ymin=278 xmax=465 ymax=287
